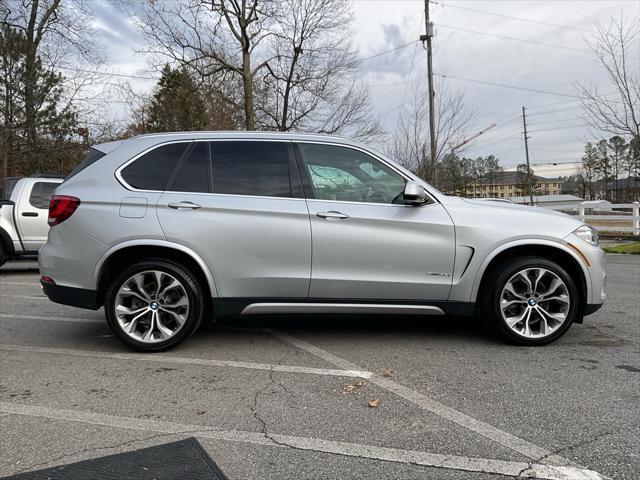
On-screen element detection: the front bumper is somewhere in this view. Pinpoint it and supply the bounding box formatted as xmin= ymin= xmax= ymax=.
xmin=564 ymin=233 xmax=607 ymax=312
xmin=41 ymin=280 xmax=100 ymax=310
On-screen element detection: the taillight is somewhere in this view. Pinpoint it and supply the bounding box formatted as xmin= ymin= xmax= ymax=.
xmin=48 ymin=195 xmax=80 ymax=227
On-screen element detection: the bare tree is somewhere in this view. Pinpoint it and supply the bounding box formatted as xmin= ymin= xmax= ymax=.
xmin=386 ymin=83 xmax=476 ymax=183
xmin=577 ymin=17 xmax=640 ymax=140
xmin=257 ymin=0 xmax=381 ymax=141
xmin=131 ymin=0 xmax=381 ymax=138
xmin=132 ymin=0 xmax=277 ymax=130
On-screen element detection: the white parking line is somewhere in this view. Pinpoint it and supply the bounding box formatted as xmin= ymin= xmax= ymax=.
xmin=0 ymin=344 xmax=372 ymax=379
xmin=2 ymin=295 xmax=48 ymax=300
xmin=0 ymin=402 xmax=604 ymax=480
xmin=0 ymin=282 xmax=40 ymax=286
xmin=269 ymin=331 xmax=580 ymax=468
xmin=0 ymin=314 xmax=103 ymax=324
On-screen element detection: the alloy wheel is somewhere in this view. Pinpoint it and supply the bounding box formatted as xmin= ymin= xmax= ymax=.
xmin=499 ymin=267 xmax=571 ymax=339
xmin=114 ymin=270 xmax=190 ymax=343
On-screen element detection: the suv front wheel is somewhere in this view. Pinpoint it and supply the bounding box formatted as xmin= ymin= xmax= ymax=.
xmin=105 ymin=259 xmax=206 ymax=352
xmin=482 ymin=256 xmax=580 ymax=346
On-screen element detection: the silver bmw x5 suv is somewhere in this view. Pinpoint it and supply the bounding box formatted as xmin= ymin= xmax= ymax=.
xmin=39 ymin=132 xmax=606 ymax=351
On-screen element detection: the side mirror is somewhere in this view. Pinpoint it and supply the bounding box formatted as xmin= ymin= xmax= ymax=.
xmin=403 ymin=181 xmax=427 ymax=205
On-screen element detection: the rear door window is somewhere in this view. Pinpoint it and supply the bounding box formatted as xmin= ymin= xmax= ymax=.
xmin=211 ymin=141 xmax=292 ymax=197
xmin=121 ymin=142 xmax=190 ymax=191
xmin=29 ymin=182 xmax=59 ymax=209
xmin=168 ymin=142 xmax=212 ymax=193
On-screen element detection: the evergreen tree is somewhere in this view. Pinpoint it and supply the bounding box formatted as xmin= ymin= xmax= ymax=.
xmin=580 ymin=142 xmax=599 ymax=199
xmin=607 ymin=136 xmax=627 ymax=201
xmin=595 ymin=139 xmax=613 ymax=200
xmin=146 ymin=65 xmax=207 ymax=133
xmin=0 ymin=25 xmax=78 ymax=178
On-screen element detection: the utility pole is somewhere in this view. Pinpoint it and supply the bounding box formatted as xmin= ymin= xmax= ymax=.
xmin=421 ymin=0 xmax=437 ymax=183
xmin=522 ymin=106 xmax=534 ymax=206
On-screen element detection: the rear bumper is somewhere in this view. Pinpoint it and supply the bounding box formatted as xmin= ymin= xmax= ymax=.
xmin=41 ymin=280 xmax=100 ymax=310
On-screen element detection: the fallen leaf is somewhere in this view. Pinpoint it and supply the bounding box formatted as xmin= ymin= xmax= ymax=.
xmin=368 ymin=398 xmax=380 ymax=408
xmin=343 ymin=380 xmax=367 ymax=394
xmin=381 ymin=368 xmax=394 ymax=377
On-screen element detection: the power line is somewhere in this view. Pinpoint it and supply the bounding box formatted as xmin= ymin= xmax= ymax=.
xmin=53 ymin=41 xmax=419 ymax=82
xmin=526 ymin=106 xmax=584 ymax=116
xmin=433 ymin=1 xmax=595 ymax=33
xmin=436 ymin=24 xmax=593 ymax=54
xmin=355 ymin=40 xmax=418 ymax=65
xmin=527 ymin=117 xmax=586 ymax=126
xmin=526 ymin=99 xmax=584 ymax=110
xmin=528 ymin=124 xmax=592 ymax=133
xmin=56 ymin=65 xmax=156 ymax=80
xmin=434 ymin=73 xmax=582 ymax=98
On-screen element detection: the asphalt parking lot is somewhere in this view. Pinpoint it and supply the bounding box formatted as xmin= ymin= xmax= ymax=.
xmin=0 ymin=254 xmax=638 ymax=480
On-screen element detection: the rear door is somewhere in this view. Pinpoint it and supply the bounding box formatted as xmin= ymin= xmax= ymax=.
xmin=157 ymin=140 xmax=311 ymax=298
xmin=15 ymin=179 xmax=61 ymax=251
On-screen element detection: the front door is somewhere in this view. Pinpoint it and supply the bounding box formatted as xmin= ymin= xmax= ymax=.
xmin=157 ymin=140 xmax=311 ymax=298
xmin=296 ymin=142 xmax=455 ymax=301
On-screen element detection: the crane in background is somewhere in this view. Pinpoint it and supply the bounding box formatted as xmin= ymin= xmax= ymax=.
xmin=449 ymin=123 xmax=497 ymax=154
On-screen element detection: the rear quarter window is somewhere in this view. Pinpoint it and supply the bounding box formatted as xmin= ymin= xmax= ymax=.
xmin=121 ymin=142 xmax=190 ymax=191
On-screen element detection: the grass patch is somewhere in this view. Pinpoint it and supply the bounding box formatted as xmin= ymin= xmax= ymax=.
xmin=602 ymin=242 xmax=640 ymax=255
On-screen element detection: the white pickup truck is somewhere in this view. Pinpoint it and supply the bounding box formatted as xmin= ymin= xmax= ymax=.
xmin=0 ymin=175 xmax=63 ymax=266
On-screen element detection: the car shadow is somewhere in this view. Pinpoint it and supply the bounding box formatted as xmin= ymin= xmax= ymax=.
xmin=0 ymin=260 xmax=39 ymax=275
xmin=210 ymin=313 xmax=502 ymax=346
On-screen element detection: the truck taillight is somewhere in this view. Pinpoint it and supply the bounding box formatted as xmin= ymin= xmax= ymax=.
xmin=48 ymin=195 xmax=80 ymax=227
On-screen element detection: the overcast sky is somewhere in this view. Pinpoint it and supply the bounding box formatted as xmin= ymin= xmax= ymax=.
xmin=88 ymin=0 xmax=639 ymax=175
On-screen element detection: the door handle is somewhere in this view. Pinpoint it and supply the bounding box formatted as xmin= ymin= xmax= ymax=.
xmin=22 ymin=212 xmax=38 ymax=217
xmin=168 ymin=201 xmax=201 ymax=210
xmin=316 ymin=211 xmax=349 ymax=220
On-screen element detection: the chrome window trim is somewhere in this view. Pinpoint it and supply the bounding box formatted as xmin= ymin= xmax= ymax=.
xmin=115 ymin=139 xmax=195 ymax=194
xmin=114 ymin=137 xmax=436 ymax=205
xmin=115 ymin=138 xmax=298 ymax=197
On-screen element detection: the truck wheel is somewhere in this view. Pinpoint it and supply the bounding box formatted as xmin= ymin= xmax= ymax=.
xmin=104 ymin=259 xmax=206 ymax=352
xmin=481 ymin=256 xmax=579 ymax=346
xmin=0 ymin=244 xmax=6 ymax=267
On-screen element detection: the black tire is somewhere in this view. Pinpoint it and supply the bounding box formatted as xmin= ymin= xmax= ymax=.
xmin=104 ymin=259 xmax=206 ymax=352
xmin=0 ymin=244 xmax=6 ymax=267
xmin=480 ymin=256 xmax=579 ymax=346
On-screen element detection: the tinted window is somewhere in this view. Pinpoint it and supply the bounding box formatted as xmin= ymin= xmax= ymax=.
xmin=298 ymin=143 xmax=406 ymax=204
xmin=169 ymin=142 xmax=212 ymax=193
xmin=66 ymin=148 xmax=106 ymax=180
xmin=121 ymin=143 xmax=189 ymax=190
xmin=212 ymin=141 xmax=291 ymax=197
xmin=29 ymin=182 xmax=58 ymax=209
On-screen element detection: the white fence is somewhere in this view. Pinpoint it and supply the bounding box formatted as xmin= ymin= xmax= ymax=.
xmin=545 ymin=201 xmax=640 ymax=235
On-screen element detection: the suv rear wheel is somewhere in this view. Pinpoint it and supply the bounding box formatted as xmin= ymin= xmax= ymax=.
xmin=482 ymin=256 xmax=579 ymax=346
xmin=104 ymin=259 xmax=206 ymax=352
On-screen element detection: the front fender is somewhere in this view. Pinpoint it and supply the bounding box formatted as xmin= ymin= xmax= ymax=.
xmin=467 ymin=238 xmax=592 ymax=304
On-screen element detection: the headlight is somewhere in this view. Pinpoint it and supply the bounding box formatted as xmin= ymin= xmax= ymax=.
xmin=573 ymin=225 xmax=599 ymax=246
